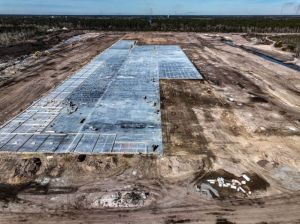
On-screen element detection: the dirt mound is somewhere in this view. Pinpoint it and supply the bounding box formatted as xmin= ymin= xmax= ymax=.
xmin=92 ymin=191 xmax=149 ymax=208
xmin=13 ymin=158 xmax=42 ymax=178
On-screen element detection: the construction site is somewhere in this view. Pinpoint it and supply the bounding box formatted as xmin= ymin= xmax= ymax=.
xmin=0 ymin=31 xmax=300 ymax=223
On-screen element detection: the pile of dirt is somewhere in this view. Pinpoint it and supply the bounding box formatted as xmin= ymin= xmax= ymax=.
xmin=13 ymin=158 xmax=42 ymax=179
xmin=93 ymin=191 xmax=149 ymax=208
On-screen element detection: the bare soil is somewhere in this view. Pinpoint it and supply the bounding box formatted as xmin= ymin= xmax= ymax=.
xmin=0 ymin=32 xmax=299 ymax=223
xmin=0 ymin=32 xmax=122 ymax=125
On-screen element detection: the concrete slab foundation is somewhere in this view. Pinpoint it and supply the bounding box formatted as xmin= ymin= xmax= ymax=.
xmin=0 ymin=40 xmax=203 ymax=154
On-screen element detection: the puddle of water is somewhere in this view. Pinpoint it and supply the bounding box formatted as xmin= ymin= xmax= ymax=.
xmin=224 ymin=40 xmax=300 ymax=72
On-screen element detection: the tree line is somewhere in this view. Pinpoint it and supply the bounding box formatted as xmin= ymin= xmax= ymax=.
xmin=1 ymin=16 xmax=300 ymax=33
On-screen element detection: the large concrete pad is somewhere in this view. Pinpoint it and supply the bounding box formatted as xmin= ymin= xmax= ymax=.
xmin=0 ymin=40 xmax=203 ymax=154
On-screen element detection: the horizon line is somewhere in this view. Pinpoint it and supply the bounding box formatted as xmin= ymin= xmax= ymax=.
xmin=1 ymin=14 xmax=300 ymax=17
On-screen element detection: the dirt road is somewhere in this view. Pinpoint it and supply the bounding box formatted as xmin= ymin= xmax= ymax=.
xmin=0 ymin=32 xmax=299 ymax=223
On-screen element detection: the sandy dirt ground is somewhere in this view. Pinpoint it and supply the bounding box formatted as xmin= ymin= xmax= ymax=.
xmin=0 ymin=32 xmax=122 ymax=125
xmin=0 ymin=32 xmax=300 ymax=223
xmin=223 ymin=33 xmax=300 ymax=66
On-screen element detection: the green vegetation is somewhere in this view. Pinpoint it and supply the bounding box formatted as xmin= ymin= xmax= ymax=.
xmin=1 ymin=15 xmax=300 ymax=32
xmin=1 ymin=16 xmax=300 ymax=46
xmin=271 ymin=35 xmax=300 ymax=55
xmin=274 ymin=41 xmax=283 ymax=48
xmin=0 ymin=29 xmax=40 ymax=46
xmin=242 ymin=34 xmax=273 ymax=45
xmin=0 ymin=23 xmax=46 ymax=46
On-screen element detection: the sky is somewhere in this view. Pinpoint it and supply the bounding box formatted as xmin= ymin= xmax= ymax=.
xmin=0 ymin=0 xmax=300 ymax=15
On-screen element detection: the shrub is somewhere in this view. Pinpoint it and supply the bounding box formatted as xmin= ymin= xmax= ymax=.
xmin=274 ymin=41 xmax=283 ymax=48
